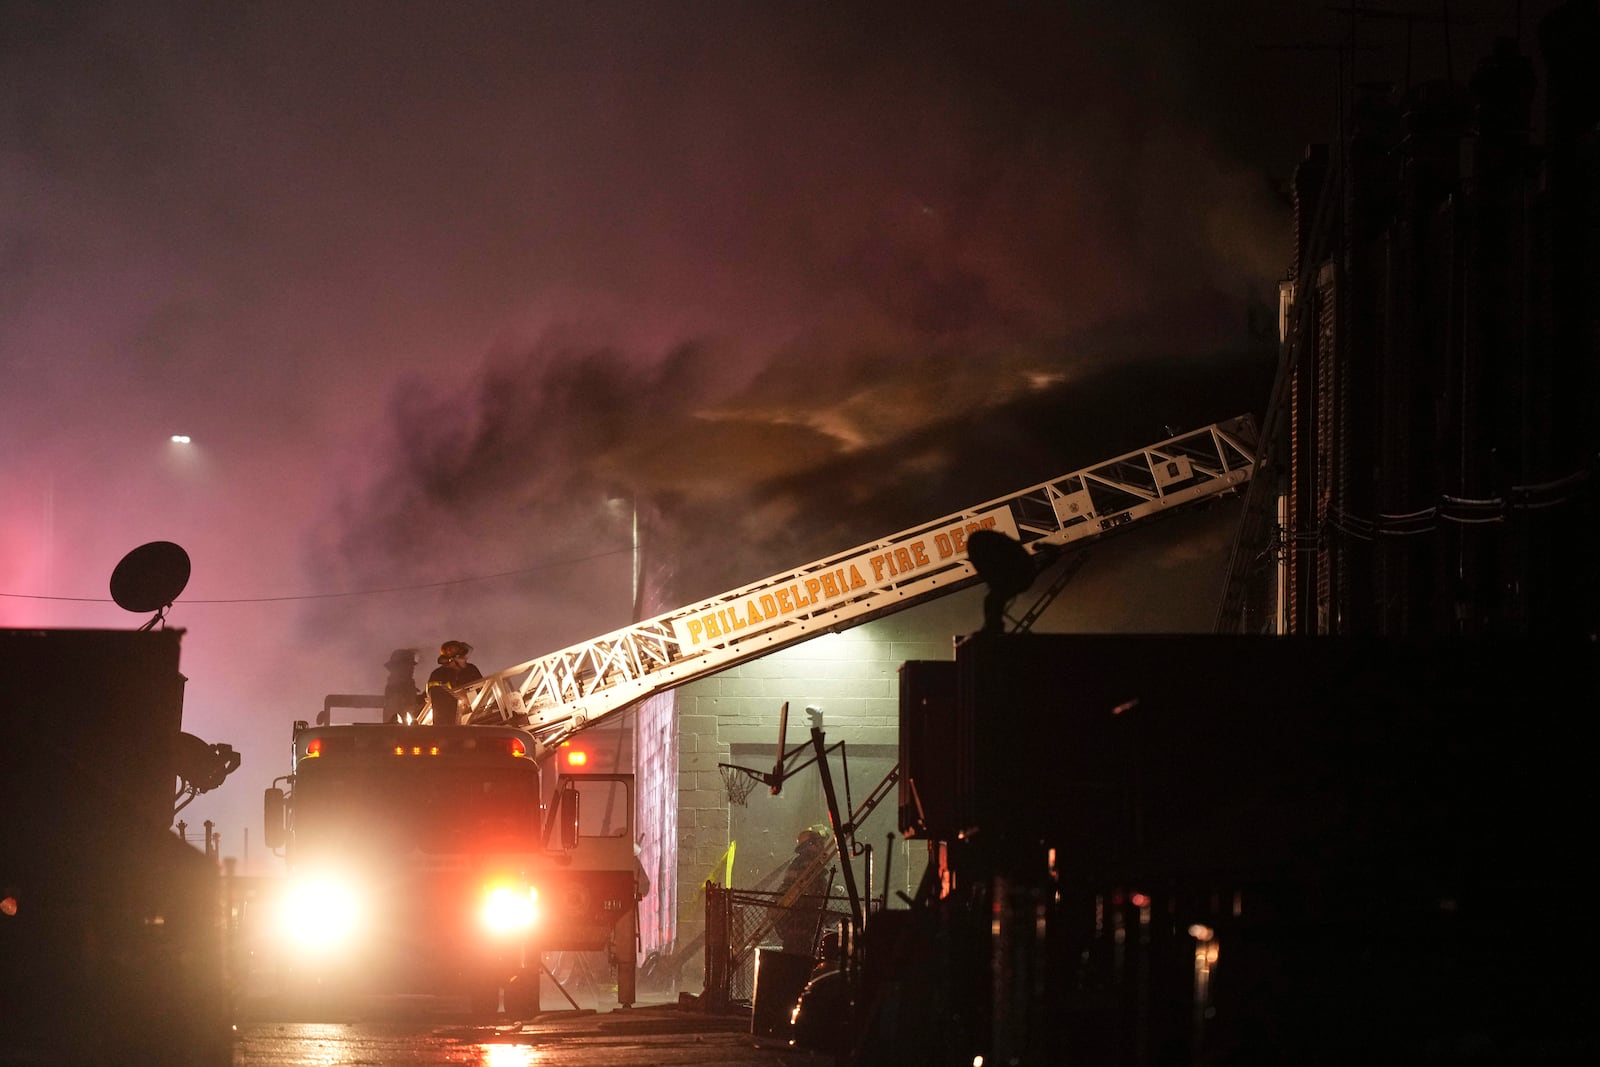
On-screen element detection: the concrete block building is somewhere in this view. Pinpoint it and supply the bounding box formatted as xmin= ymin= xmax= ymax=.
xmin=628 ymin=500 xmax=1242 ymax=990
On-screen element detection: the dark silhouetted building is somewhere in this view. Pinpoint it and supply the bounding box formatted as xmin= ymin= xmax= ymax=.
xmin=1221 ymin=4 xmax=1600 ymax=638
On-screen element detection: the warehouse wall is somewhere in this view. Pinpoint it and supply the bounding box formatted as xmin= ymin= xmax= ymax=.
xmin=665 ymin=499 xmax=1244 ymax=991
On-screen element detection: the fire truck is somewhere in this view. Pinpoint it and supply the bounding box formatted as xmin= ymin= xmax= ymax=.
xmin=260 ymin=417 xmax=1257 ymax=1015
xmin=262 ymin=720 xmax=636 ymax=1014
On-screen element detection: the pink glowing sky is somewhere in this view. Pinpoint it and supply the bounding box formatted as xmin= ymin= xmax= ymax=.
xmin=1 ymin=1 xmax=1556 ymax=862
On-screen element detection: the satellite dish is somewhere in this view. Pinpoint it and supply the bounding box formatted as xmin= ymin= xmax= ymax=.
xmin=175 ymin=731 xmax=240 ymax=793
xmin=110 ymin=541 xmax=191 ymax=629
xmin=174 ymin=731 xmax=242 ymax=815
xmin=966 ymin=529 xmax=1036 ymax=598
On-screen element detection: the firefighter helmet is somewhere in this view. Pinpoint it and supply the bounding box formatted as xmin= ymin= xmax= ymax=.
xmin=795 ymin=825 xmax=830 ymax=851
xmin=438 ymin=640 xmax=473 ymax=664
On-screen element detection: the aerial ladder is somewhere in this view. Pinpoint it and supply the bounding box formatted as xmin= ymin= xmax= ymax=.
xmin=420 ymin=415 xmax=1259 ymax=753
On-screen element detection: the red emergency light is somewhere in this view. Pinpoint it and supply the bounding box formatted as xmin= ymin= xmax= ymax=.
xmin=305 ymin=738 xmax=323 ymax=759
xmin=563 ymin=749 xmax=588 ymax=768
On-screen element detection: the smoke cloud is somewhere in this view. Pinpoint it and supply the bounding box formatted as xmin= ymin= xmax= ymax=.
xmin=11 ymin=0 xmax=1542 ymax=860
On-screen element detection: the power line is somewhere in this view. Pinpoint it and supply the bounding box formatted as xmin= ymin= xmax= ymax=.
xmin=0 ymin=546 xmax=633 ymax=606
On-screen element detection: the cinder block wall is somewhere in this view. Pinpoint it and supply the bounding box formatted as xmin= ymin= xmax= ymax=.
xmin=664 ymin=501 xmax=1242 ymax=991
xmin=671 ymin=587 xmax=983 ymax=990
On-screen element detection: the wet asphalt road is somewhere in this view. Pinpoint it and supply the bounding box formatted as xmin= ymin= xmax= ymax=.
xmin=232 ymin=996 xmax=838 ymax=1067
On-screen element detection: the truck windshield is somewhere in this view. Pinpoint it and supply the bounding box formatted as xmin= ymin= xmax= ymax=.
xmin=293 ymin=760 xmax=541 ymax=856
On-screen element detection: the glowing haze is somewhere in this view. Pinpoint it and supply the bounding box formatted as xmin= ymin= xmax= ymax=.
xmin=4 ymin=2 xmax=1537 ymax=863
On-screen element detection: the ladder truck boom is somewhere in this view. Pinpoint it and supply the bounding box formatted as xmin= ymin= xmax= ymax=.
xmin=422 ymin=415 xmax=1258 ymax=751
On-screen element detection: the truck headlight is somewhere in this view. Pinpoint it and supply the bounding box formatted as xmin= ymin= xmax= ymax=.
xmin=481 ymin=883 xmax=538 ymax=935
xmin=280 ymin=875 xmax=363 ymax=951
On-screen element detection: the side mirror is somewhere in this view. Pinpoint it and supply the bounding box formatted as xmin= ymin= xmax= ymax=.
xmin=558 ymin=783 xmax=580 ymax=850
xmin=263 ymin=787 xmax=287 ymax=851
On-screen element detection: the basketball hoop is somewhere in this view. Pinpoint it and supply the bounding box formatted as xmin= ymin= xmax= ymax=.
xmin=718 ymin=763 xmax=760 ymax=806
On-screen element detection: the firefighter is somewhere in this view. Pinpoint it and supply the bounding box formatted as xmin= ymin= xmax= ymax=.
xmin=776 ymin=825 xmax=832 ymax=956
xmin=383 ymin=648 xmax=422 ymax=723
xmin=426 ymin=640 xmax=482 ymax=724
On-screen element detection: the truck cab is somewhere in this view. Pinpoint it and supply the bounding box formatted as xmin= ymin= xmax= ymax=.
xmin=263 ymin=720 xmax=637 ymax=1014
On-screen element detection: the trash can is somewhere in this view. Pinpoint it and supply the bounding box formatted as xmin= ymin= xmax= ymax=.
xmin=750 ymin=948 xmax=814 ymax=1040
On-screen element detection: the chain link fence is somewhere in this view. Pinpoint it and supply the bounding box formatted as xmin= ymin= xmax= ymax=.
xmin=703 ymin=884 xmax=854 ymax=1009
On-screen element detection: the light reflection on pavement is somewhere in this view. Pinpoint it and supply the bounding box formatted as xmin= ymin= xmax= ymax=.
xmin=480 ymin=1043 xmax=540 ymax=1067
xmin=231 ymin=1013 xmax=836 ymax=1066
